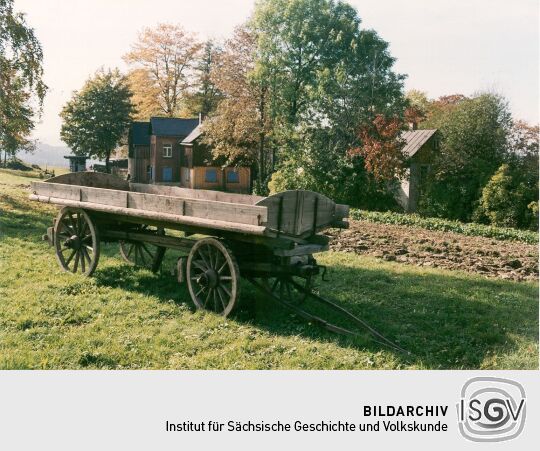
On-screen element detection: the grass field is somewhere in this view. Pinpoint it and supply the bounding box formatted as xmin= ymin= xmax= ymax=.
xmin=1 ymin=168 xmax=538 ymax=369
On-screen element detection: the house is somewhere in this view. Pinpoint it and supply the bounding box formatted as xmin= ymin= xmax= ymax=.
xmin=395 ymin=129 xmax=439 ymax=212
xmin=64 ymin=154 xmax=88 ymax=172
xmin=128 ymin=117 xmax=251 ymax=193
xmin=180 ymin=124 xmax=251 ymax=193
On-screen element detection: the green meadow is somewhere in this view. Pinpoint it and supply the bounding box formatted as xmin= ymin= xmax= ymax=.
xmin=0 ymin=169 xmax=537 ymax=369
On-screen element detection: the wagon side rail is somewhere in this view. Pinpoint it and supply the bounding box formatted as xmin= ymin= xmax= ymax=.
xmin=30 ymin=181 xmax=268 ymax=236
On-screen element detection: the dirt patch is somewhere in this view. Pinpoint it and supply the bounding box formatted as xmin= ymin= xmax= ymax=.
xmin=327 ymin=220 xmax=538 ymax=282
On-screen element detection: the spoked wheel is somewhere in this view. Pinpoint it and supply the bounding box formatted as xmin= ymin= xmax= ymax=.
xmin=119 ymin=225 xmax=165 ymax=273
xmin=261 ymin=275 xmax=312 ymax=305
xmin=54 ymin=207 xmax=100 ymax=276
xmin=186 ymin=238 xmax=240 ymax=317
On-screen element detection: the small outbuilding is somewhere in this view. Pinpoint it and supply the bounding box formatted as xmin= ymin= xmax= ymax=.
xmin=64 ymin=154 xmax=88 ymax=173
xmin=395 ymin=129 xmax=439 ymax=212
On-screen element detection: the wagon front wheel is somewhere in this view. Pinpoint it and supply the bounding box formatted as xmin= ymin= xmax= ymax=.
xmin=119 ymin=225 xmax=165 ymax=273
xmin=186 ymin=238 xmax=240 ymax=317
xmin=54 ymin=207 xmax=100 ymax=276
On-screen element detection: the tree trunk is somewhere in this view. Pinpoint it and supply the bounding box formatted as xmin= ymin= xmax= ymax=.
xmin=105 ymin=153 xmax=111 ymax=174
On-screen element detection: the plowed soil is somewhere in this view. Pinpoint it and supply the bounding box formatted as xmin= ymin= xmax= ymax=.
xmin=327 ymin=220 xmax=538 ymax=282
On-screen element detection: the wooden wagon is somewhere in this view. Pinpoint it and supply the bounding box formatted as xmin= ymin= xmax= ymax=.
xmin=30 ymin=172 xmax=349 ymax=314
xmin=30 ymin=172 xmax=408 ymax=351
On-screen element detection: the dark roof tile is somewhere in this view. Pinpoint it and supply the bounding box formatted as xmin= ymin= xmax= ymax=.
xmin=130 ymin=122 xmax=151 ymax=146
xmin=150 ymin=117 xmax=199 ymax=137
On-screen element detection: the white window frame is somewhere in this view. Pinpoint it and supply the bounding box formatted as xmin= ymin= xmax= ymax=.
xmin=163 ymin=144 xmax=173 ymax=158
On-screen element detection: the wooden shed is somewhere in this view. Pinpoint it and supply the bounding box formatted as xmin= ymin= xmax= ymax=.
xmin=396 ymin=129 xmax=439 ymax=212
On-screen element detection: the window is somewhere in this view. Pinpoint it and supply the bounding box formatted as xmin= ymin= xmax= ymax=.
xmin=226 ymin=170 xmax=239 ymax=183
xmin=205 ymin=168 xmax=218 ymax=183
xmin=163 ymin=144 xmax=172 ymax=158
xmin=147 ymin=165 xmax=153 ymax=181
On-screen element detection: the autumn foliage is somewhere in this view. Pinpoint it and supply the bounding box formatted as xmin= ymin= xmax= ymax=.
xmin=351 ymin=115 xmax=406 ymax=181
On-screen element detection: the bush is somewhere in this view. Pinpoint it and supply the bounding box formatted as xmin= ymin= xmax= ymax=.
xmin=350 ymin=209 xmax=538 ymax=244
xmin=6 ymin=158 xmax=33 ymax=171
xmin=474 ymin=163 xmax=538 ymax=230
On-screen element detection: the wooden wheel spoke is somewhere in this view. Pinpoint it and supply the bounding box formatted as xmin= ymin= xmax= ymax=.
xmin=217 ymin=260 xmax=228 ymax=274
xmin=203 ymin=288 xmax=213 ymax=308
xmin=219 ymin=283 xmax=231 ymax=298
xmin=72 ymin=251 xmax=79 ymax=273
xmin=80 ymin=249 xmax=86 ymax=273
xmin=193 ymin=259 xmax=207 ymax=271
xmin=82 ymin=247 xmax=91 ymax=265
xmin=216 ymin=286 xmax=227 ymax=309
xmin=140 ymin=243 xmax=154 ymax=260
xmin=197 ymin=248 xmax=211 ymax=270
xmin=65 ymin=248 xmax=77 ymax=266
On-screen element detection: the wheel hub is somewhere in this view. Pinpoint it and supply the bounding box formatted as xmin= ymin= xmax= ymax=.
xmin=64 ymin=234 xmax=81 ymax=250
xmin=198 ymin=269 xmax=219 ymax=288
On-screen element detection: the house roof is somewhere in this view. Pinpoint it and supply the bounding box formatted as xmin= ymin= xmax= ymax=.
xmin=401 ymin=129 xmax=437 ymax=158
xmin=181 ymin=124 xmax=203 ymax=145
xmin=130 ymin=122 xmax=151 ymax=146
xmin=150 ymin=117 xmax=199 ymax=137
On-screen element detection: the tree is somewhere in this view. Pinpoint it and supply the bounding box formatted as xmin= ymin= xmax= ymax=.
xmin=0 ymin=0 xmax=46 ymax=164
xmin=60 ymin=69 xmax=133 ymax=173
xmin=351 ymin=115 xmax=406 ymax=181
xmin=124 ymin=23 xmax=202 ymax=119
xmin=183 ymin=40 xmax=223 ymax=117
xmin=0 ymin=66 xmax=34 ymax=165
xmin=419 ymin=93 xmax=512 ymax=221
xmin=254 ymin=0 xmax=406 ymax=205
xmin=202 ymin=25 xmax=274 ymax=194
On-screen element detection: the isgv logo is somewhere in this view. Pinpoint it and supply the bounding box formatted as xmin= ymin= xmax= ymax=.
xmin=457 ymin=377 xmax=526 ymax=442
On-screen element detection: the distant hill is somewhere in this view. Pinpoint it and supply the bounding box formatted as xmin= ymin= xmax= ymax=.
xmin=21 ymin=143 xmax=70 ymax=168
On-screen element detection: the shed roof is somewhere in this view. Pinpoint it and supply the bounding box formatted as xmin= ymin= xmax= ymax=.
xmin=181 ymin=124 xmax=202 ymax=145
xmin=401 ymin=129 xmax=437 ymax=157
xmin=130 ymin=122 xmax=151 ymax=146
xmin=150 ymin=117 xmax=199 ymax=137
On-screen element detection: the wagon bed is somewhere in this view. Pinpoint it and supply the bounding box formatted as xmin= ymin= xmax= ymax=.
xmin=30 ymin=172 xmax=348 ymax=245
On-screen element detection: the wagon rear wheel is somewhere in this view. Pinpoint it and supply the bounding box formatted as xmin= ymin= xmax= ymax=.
xmin=119 ymin=225 xmax=165 ymax=273
xmin=186 ymin=238 xmax=240 ymax=317
xmin=261 ymin=275 xmax=312 ymax=305
xmin=54 ymin=208 xmax=100 ymax=276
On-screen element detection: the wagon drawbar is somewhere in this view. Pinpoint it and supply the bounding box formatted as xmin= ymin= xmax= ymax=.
xmin=30 ymin=172 xmax=407 ymax=352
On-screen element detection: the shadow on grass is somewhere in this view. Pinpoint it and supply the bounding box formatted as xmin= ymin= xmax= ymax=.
xmin=0 ymin=190 xmax=53 ymax=240
xmin=92 ymin=257 xmax=539 ymax=369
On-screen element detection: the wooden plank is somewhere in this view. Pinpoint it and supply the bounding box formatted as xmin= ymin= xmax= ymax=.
xmin=31 ymin=181 xmax=81 ymax=201
xmin=80 ymin=186 xmax=127 ymax=207
xmin=44 ymin=172 xmax=129 ymax=190
xmin=131 ymin=182 xmax=264 ymax=205
xmin=101 ymin=230 xmax=195 ymax=252
xmin=128 ymin=192 xmax=184 ymax=215
xmin=30 ymin=194 xmax=267 ymax=236
xmin=183 ymin=198 xmax=266 ymax=226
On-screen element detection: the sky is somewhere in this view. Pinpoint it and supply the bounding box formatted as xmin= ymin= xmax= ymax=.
xmin=15 ymin=0 xmax=540 ymax=146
